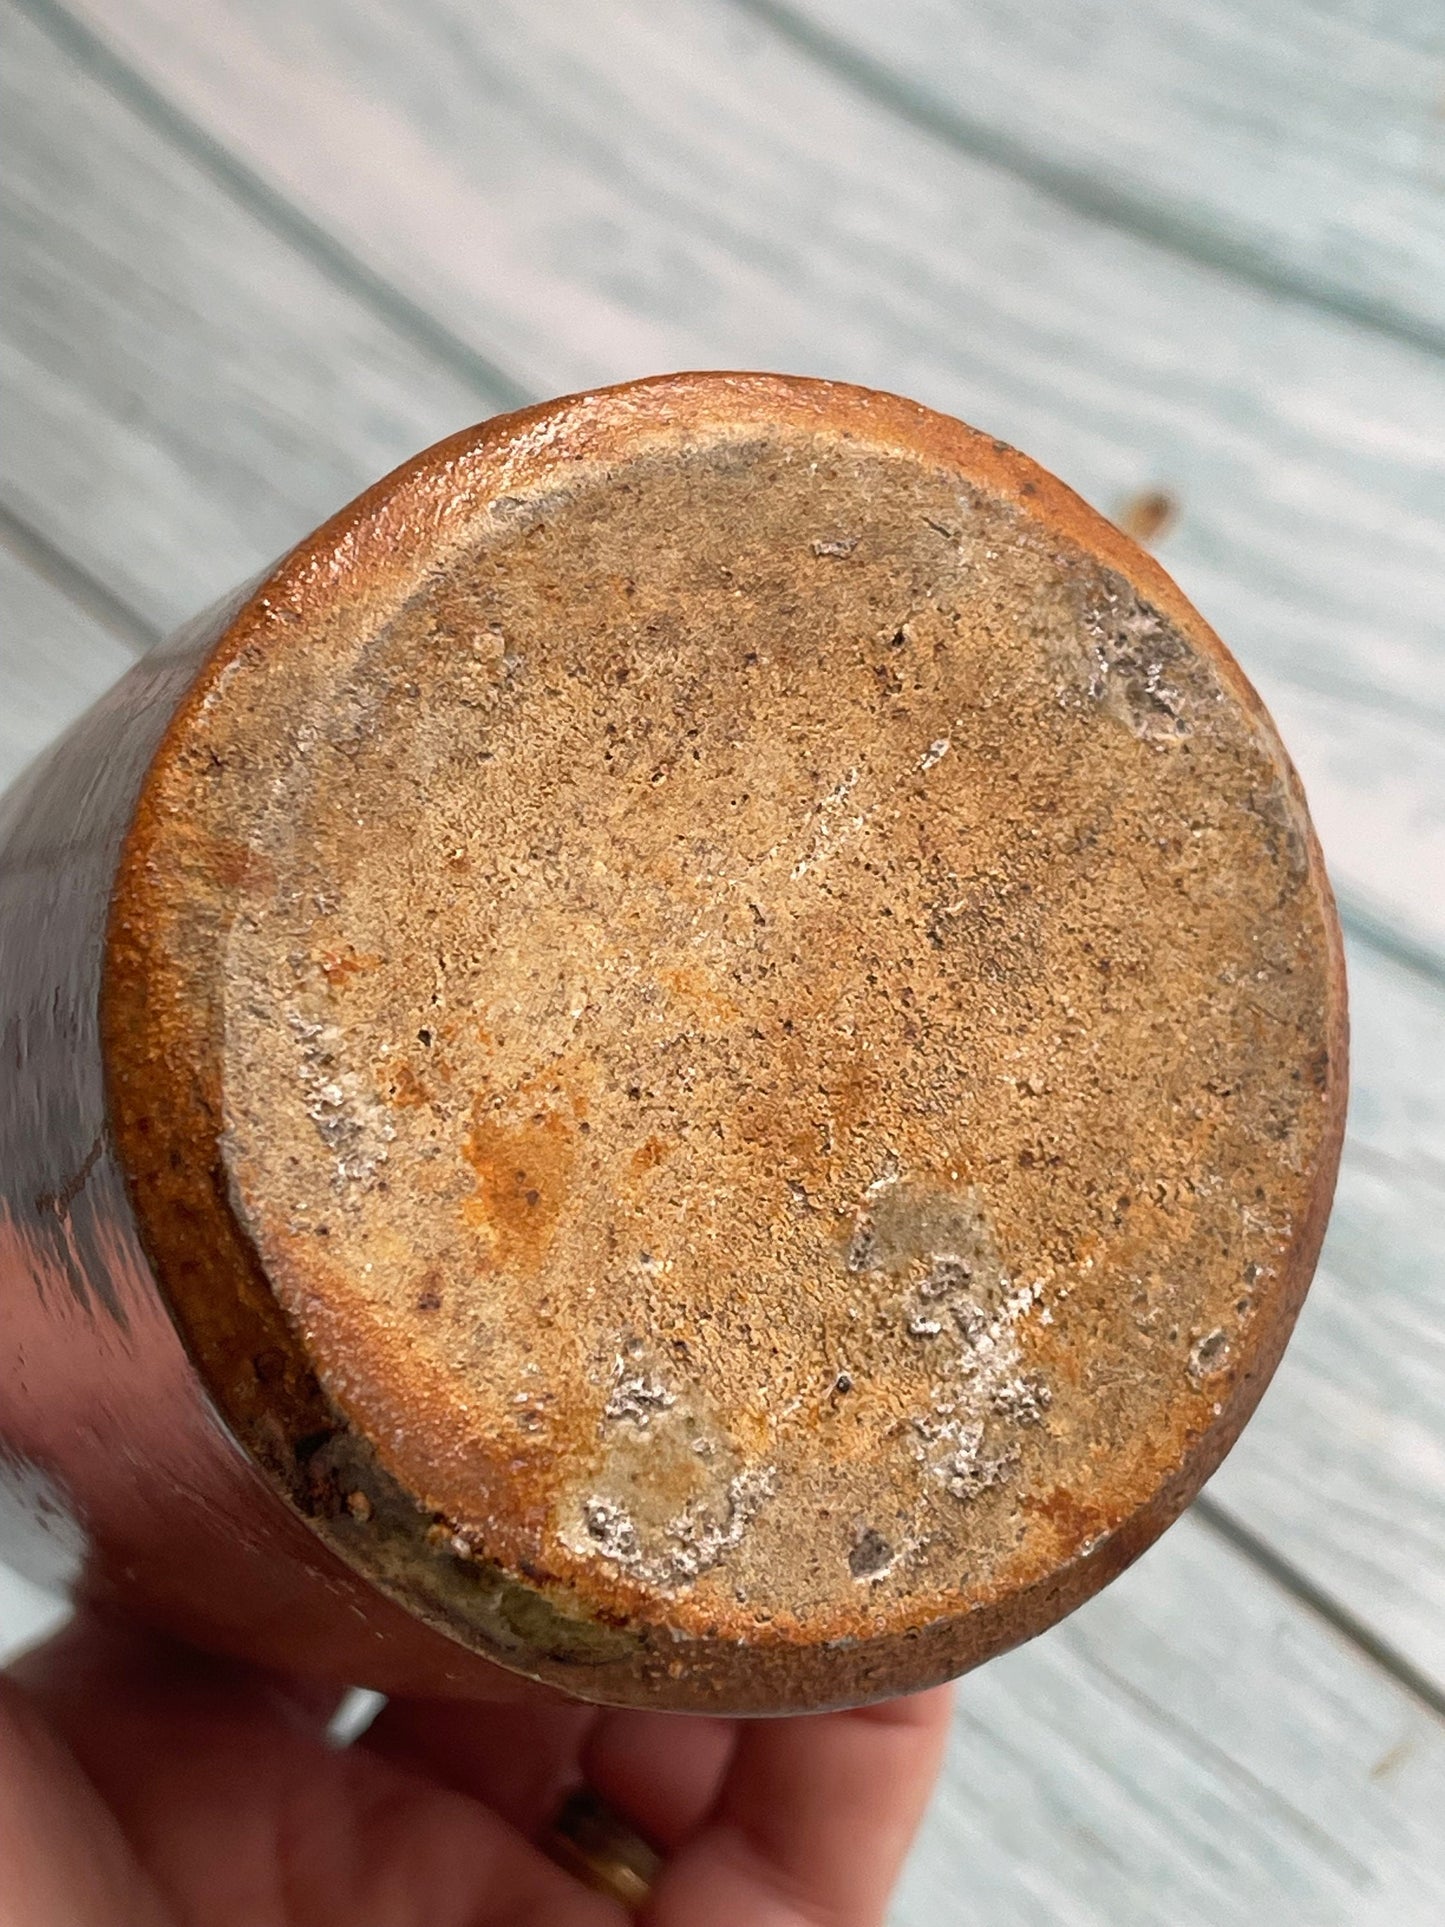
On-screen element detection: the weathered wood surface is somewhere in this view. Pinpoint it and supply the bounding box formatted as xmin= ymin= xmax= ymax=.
xmin=0 ymin=533 xmax=135 ymax=792
xmin=898 ymin=1512 xmax=1445 ymax=1927
xmin=2 ymin=2 xmax=1443 ymax=1918
xmin=54 ymin=0 xmax=1445 ymax=708
xmin=1209 ymin=935 xmax=1445 ymax=1689
xmin=9 ymin=0 xmax=1440 ymax=1662
xmin=0 ymin=5 xmax=499 ymax=633
xmin=754 ymin=0 xmax=1445 ymax=351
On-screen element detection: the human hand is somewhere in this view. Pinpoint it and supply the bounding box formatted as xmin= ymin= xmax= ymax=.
xmin=0 ymin=1608 xmax=950 ymax=1924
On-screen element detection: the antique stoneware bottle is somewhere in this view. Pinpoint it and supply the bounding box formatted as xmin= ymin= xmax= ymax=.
xmin=0 ymin=374 xmax=1345 ymax=1712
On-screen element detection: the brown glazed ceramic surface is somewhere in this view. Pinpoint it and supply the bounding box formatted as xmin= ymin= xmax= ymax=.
xmin=0 ymin=374 xmax=1346 ymax=1712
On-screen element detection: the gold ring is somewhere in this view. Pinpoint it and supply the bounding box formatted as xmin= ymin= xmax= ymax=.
xmin=545 ymin=1785 xmax=662 ymax=1914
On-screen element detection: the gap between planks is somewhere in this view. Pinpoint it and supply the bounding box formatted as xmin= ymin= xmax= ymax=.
xmin=0 ymin=498 xmax=157 ymax=654
xmin=10 ymin=0 xmax=532 ymax=416
xmin=732 ymin=0 xmax=1445 ymax=361
xmin=1193 ymin=1497 xmax=1445 ymax=1727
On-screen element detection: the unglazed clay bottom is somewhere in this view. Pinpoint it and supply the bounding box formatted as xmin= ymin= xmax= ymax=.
xmin=102 ymin=374 xmax=1345 ymax=1711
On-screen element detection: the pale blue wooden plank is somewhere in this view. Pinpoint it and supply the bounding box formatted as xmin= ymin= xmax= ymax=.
xmin=1208 ymin=934 xmax=1445 ymax=1686
xmin=896 ymin=1512 xmax=1445 ymax=1926
xmin=0 ymin=535 xmax=136 ymax=793
xmin=0 ymin=3 xmax=501 ymax=633
xmin=3 ymin=0 xmax=1441 ymax=1691
xmin=756 ymin=0 xmax=1445 ymax=351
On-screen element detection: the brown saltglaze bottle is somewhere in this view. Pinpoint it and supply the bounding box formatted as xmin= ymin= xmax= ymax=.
xmin=0 ymin=374 xmax=1346 ymax=1713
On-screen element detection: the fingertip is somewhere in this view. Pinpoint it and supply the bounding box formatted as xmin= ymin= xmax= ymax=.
xmin=583 ymin=1710 xmax=739 ymax=1850
xmin=645 ymin=1682 xmax=954 ymax=1924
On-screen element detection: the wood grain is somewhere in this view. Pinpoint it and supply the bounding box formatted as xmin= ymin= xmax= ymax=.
xmin=750 ymin=0 xmax=1445 ymax=352
xmin=0 ymin=3 xmax=501 ymax=634
xmin=1209 ymin=935 xmax=1445 ymax=1689
xmin=899 ymin=1510 xmax=1445 ymax=1927
xmin=0 ymin=535 xmax=136 ymax=794
xmin=1256 ymin=677 xmax=1445 ymax=961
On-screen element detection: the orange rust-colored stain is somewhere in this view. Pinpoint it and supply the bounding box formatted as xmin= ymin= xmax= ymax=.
xmin=656 ymin=963 xmax=740 ymax=1025
xmin=206 ymin=839 xmax=271 ymax=892
xmin=629 ymin=1134 xmax=670 ymax=1177
xmin=462 ymin=1107 xmax=577 ymax=1276
xmin=1021 ymin=1485 xmax=1117 ymax=1557
xmin=317 ymin=946 xmax=380 ymax=988
xmin=1017 ymin=1318 xmax=1085 ymax=1390
xmin=823 ymin=1057 xmax=876 ymax=1142
xmin=390 ymin=1062 xmax=431 ymax=1109
xmin=730 ymin=1093 xmax=830 ymax=1192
